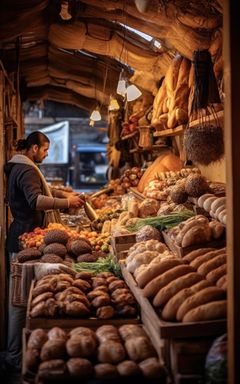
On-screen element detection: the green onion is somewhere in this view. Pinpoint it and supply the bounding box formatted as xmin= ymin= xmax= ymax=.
xmin=126 ymin=210 xmax=194 ymax=232
xmin=73 ymin=254 xmax=122 ymax=278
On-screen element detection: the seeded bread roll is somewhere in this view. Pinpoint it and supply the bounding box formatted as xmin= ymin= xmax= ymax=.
xmin=182 ymin=300 xmax=227 ymax=322
xmin=153 ymin=272 xmax=203 ymax=307
xmin=206 ymin=264 xmax=227 ymax=284
xmin=177 ymin=286 xmax=226 ymax=321
xmin=66 ymin=335 xmax=97 ymax=357
xmin=197 ymin=254 xmax=227 ymax=277
xmin=136 ymin=257 xmax=182 ymax=288
xmin=143 ymin=264 xmax=195 ymax=298
xmin=161 ymin=279 xmax=212 ymax=321
xmin=67 ymin=358 xmax=93 ymax=378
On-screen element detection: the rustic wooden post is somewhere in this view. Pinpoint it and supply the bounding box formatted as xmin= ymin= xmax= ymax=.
xmin=0 ymin=69 xmax=6 ymax=348
xmin=224 ymin=1 xmax=240 ymax=382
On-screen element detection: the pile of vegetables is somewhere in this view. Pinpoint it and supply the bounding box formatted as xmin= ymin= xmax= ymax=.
xmin=73 ymin=254 xmax=122 ymax=278
xmin=127 ymin=210 xmax=195 ymax=232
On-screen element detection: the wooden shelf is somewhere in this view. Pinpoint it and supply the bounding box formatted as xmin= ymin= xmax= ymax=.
xmin=153 ymin=124 xmax=184 ymax=137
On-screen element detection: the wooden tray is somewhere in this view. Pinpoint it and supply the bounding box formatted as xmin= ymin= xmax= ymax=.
xmin=121 ymin=264 xmax=226 ymax=341
xmin=26 ymin=281 xmax=140 ymax=330
xmin=111 ymin=232 xmax=136 ymax=258
xmin=162 ymin=231 xmax=226 ymax=258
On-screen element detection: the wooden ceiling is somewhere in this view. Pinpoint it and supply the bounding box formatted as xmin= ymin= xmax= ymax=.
xmin=0 ymin=0 xmax=223 ymax=114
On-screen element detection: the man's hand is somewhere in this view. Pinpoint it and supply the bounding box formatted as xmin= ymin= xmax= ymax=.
xmin=67 ymin=194 xmax=84 ymax=208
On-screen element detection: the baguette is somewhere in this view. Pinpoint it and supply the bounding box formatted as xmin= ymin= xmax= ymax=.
xmin=177 ymin=287 xmax=226 ymax=321
xmin=182 ymin=300 xmax=227 ymax=322
xmin=216 ymin=274 xmax=227 ymax=289
xmin=143 ymin=264 xmax=194 ymax=298
xmin=203 ymin=196 xmax=217 ymax=212
xmin=190 ymin=248 xmax=226 ymax=270
xmin=211 ymin=197 xmax=226 ymax=213
xmin=182 ymin=248 xmax=215 ymax=263
xmin=197 ymin=194 xmax=215 ymax=208
xmin=153 ymin=272 xmax=202 ymax=307
xmin=181 ymin=224 xmax=211 ymax=248
xmin=206 ymin=264 xmax=227 ymax=284
xmin=197 ymin=254 xmax=227 ymax=277
xmin=136 ymin=258 xmax=183 ymax=288
xmin=161 ymin=279 xmax=213 ymax=321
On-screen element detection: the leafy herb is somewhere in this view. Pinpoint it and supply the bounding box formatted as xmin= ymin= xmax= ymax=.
xmin=73 ymin=254 xmax=122 ymax=278
xmin=126 ymin=210 xmax=194 ymax=232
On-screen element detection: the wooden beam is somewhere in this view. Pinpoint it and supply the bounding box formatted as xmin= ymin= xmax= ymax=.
xmin=223 ymin=1 xmax=240 ymax=383
xmin=0 ymin=69 xmax=6 ymax=348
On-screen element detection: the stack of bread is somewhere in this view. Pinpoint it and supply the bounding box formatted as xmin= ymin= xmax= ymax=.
xmin=29 ymin=271 xmax=138 ymax=320
xmin=24 ymin=325 xmax=166 ymax=381
xmin=197 ymin=194 xmax=226 ymax=225
xmin=126 ymin=243 xmax=227 ymax=323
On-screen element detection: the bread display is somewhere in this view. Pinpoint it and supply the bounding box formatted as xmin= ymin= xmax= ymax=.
xmin=23 ymin=325 xmax=165 ymax=381
xmin=29 ymin=272 xmax=138 ymax=320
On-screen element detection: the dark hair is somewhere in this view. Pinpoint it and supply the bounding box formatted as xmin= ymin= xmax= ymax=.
xmin=15 ymin=131 xmax=50 ymax=151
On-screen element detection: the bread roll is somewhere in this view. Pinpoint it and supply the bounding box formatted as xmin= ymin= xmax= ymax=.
xmin=32 ymin=282 xmax=55 ymax=298
xmin=143 ymin=264 xmax=195 ymax=298
xmin=27 ymin=328 xmax=48 ymax=349
xmin=75 ymin=271 xmax=93 ymax=280
xmin=119 ymin=325 xmax=146 ymax=341
xmin=65 ymin=293 xmax=90 ymax=308
xmin=182 ymin=300 xmax=227 ymax=322
xmin=125 ymin=336 xmax=156 ymax=362
xmin=30 ymin=302 xmax=47 ymax=318
xmin=25 ymin=348 xmax=40 ymax=371
xmin=216 ymin=274 xmax=227 ymax=289
xmin=176 ymin=286 xmax=226 ymax=321
xmin=31 ymin=292 xmax=54 ymax=307
xmin=116 ymin=305 xmax=137 ymax=318
xmin=117 ymin=360 xmax=141 ymax=376
xmin=97 ymin=341 xmax=126 ymax=364
xmin=66 ymin=335 xmax=97 ymax=357
xmin=136 ymin=258 xmax=182 ymax=288
xmin=96 ymin=305 xmax=115 ymax=319
xmin=161 ymin=279 xmax=212 ymax=321
xmin=64 ymin=301 xmax=90 ymax=317
xmin=94 ymin=363 xmax=118 ymax=379
xmin=197 ymin=194 xmax=215 ymax=208
xmin=153 ymin=272 xmax=203 ymax=307
xmin=48 ymin=327 xmax=67 ymax=341
xmin=56 ymin=286 xmax=83 ymax=301
xmin=211 ymin=197 xmax=226 ymax=212
xmin=203 ymin=196 xmax=217 ymax=212
xmin=182 ymin=248 xmax=215 ymax=263
xmin=67 ymin=358 xmax=93 ymax=378
xmin=206 ymin=264 xmax=227 ymax=284
xmin=40 ymin=339 xmax=66 ymax=361
xmin=38 ymin=359 xmax=67 ymax=380
xmin=73 ymin=279 xmax=91 ymax=292
xmin=197 ymin=254 xmax=227 ymax=276
xmin=181 ymin=224 xmax=212 ymax=248
xmin=139 ymin=357 xmax=166 ymax=378
xmin=69 ymin=327 xmax=96 ymax=339
xmin=190 ymin=248 xmax=226 ymax=269
xmin=109 ymin=280 xmax=127 ymax=292
xmin=96 ymin=325 xmax=120 ymax=343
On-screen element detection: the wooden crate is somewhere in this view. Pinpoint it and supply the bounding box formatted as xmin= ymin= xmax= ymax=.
xmin=162 ymin=231 xmax=226 ymax=258
xmin=26 ymin=280 xmax=140 ymax=330
xmin=111 ymin=232 xmax=136 ymax=258
xmin=120 ymin=265 xmax=226 ymax=384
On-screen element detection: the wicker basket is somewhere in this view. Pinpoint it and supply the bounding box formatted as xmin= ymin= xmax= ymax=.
xmin=11 ymin=262 xmax=35 ymax=307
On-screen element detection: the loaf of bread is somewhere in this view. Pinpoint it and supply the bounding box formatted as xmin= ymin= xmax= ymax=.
xmin=69 ymin=327 xmax=96 ymax=339
xmin=97 ymin=341 xmax=126 ymax=364
xmin=96 ymin=305 xmax=115 ymax=319
xmin=190 ymin=248 xmax=226 ymax=269
xmin=136 ymin=257 xmax=182 ymax=288
xmin=125 ymin=336 xmax=156 ymax=362
xmin=27 ymin=328 xmax=48 ymax=350
xmin=197 ymin=254 xmax=227 ymax=276
xmin=182 ymin=300 xmax=227 ymax=322
xmin=216 ymin=274 xmax=227 ymax=289
xmin=94 ymin=363 xmax=118 ymax=379
xmin=96 ymin=325 xmax=121 ymax=343
xmin=40 ymin=339 xmax=66 ymax=361
xmin=161 ymin=279 xmax=212 ymax=321
xmin=67 ymin=357 xmax=93 ymax=378
xmin=139 ymin=357 xmax=166 ymax=378
xmin=182 ymin=248 xmax=215 ymax=263
xmin=117 ymin=360 xmax=141 ymax=376
xmin=153 ymin=272 xmax=203 ymax=307
xmin=48 ymin=327 xmax=67 ymax=341
xmin=38 ymin=359 xmax=67 ymax=380
xmin=176 ymin=286 xmax=226 ymax=321
xmin=118 ymin=324 xmax=146 ymax=341
xmin=206 ymin=264 xmax=227 ymax=284
xmin=143 ymin=264 xmax=194 ymax=298
xmin=66 ymin=334 xmax=97 ymax=358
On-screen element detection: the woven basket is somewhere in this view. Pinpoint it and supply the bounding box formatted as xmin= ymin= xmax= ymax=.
xmin=11 ymin=262 xmax=35 ymax=307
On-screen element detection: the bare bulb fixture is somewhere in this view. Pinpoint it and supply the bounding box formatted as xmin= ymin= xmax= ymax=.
xmin=90 ymin=106 xmax=101 ymax=121
xmin=59 ymin=1 xmax=72 ymax=20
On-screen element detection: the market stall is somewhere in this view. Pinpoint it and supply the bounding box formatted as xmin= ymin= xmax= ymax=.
xmin=1 ymin=1 xmax=240 ymax=383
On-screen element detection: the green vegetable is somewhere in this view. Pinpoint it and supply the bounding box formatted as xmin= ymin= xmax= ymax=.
xmin=73 ymin=254 xmax=122 ymax=278
xmin=126 ymin=210 xmax=194 ymax=232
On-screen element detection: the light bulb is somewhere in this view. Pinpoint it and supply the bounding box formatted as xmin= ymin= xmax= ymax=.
xmin=116 ymin=69 xmax=127 ymax=96
xmin=90 ymin=108 xmax=101 ymax=121
xmin=126 ymin=84 xmax=142 ymax=101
